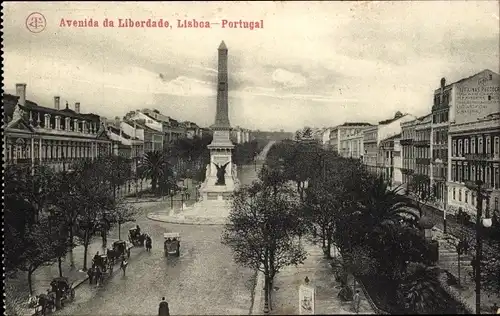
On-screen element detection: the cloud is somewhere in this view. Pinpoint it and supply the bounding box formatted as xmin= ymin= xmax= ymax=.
xmin=2 ymin=1 xmax=498 ymax=131
xmin=271 ymin=69 xmax=307 ymax=88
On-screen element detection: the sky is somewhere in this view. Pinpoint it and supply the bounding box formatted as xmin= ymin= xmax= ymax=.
xmin=3 ymin=1 xmax=499 ymax=131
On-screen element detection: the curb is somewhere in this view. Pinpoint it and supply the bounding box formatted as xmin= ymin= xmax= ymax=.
xmin=250 ymin=270 xmax=264 ymax=315
xmin=146 ymin=213 xmax=225 ymax=226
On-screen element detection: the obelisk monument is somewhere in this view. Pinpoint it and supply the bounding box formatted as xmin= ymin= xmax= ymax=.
xmin=199 ymin=41 xmax=238 ymax=201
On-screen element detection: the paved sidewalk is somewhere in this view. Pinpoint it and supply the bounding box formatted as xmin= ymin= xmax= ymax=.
xmin=433 ymin=228 xmax=500 ymax=314
xmin=5 ymin=235 xmax=146 ymax=316
xmin=251 ymin=242 xmax=376 ymax=315
xmin=5 ymin=240 xmax=107 ymax=316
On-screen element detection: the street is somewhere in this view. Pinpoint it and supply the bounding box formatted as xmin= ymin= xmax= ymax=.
xmin=54 ymin=164 xmax=262 ymax=316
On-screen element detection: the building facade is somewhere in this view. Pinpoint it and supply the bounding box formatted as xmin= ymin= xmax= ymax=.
xmin=231 ymin=126 xmax=251 ymax=144
xmin=401 ymin=119 xmax=417 ymax=187
xmin=330 ymin=122 xmax=372 ymax=155
xmin=3 ymin=84 xmax=112 ymax=172
xmin=363 ymin=112 xmax=415 ymax=174
xmin=414 ymin=114 xmax=432 ymax=193
xmin=106 ymin=119 xmax=145 ymax=173
xmin=448 ymin=113 xmax=500 ymax=218
xmin=340 ymin=130 xmax=366 ymax=159
xmin=379 ymin=133 xmax=402 ymax=186
xmin=431 ymin=69 xmax=499 ymax=207
xmin=363 ymin=126 xmax=379 ymax=173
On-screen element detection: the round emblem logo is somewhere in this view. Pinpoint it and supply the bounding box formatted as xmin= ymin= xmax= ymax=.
xmin=26 ymin=12 xmax=46 ymax=33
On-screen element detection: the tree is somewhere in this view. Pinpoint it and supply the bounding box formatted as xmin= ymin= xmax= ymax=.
xmin=397 ymin=263 xmax=443 ymax=314
xmin=222 ymin=181 xmax=306 ymax=312
xmin=16 ymin=217 xmax=63 ymax=295
xmin=69 ymin=159 xmax=116 ymax=271
xmin=140 ymin=150 xmax=170 ymax=193
xmin=110 ymin=201 xmax=138 ymax=240
xmin=356 ymin=176 xmax=421 ymax=234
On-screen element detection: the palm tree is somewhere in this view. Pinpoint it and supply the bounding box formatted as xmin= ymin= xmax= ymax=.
xmin=140 ymin=150 xmax=172 ymax=193
xmin=358 ymin=175 xmax=421 ymax=231
xmin=397 ymin=262 xmax=442 ymax=314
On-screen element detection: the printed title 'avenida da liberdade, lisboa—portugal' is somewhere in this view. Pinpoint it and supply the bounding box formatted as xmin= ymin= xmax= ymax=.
xmin=59 ymin=18 xmax=264 ymax=30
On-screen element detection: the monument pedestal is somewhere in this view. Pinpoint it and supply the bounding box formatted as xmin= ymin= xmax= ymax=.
xmin=199 ymin=129 xmax=238 ymax=202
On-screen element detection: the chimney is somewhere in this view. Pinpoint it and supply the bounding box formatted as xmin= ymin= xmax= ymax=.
xmin=75 ymin=102 xmax=80 ymax=113
xmin=54 ymin=96 xmax=61 ymax=110
xmin=440 ymin=77 xmax=446 ymax=104
xmin=15 ymin=83 xmax=27 ymax=106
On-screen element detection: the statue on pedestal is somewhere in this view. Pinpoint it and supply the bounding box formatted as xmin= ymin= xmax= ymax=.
xmin=214 ymin=162 xmax=230 ymax=185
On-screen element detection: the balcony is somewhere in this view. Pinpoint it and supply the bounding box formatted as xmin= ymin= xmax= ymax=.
xmin=416 ymin=158 xmax=431 ymax=165
xmin=400 ymin=139 xmax=413 ymax=146
xmin=464 ymin=153 xmax=497 ymax=161
xmin=414 ymin=140 xmax=430 ymax=147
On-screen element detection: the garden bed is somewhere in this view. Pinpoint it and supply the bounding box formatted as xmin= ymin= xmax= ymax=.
xmin=358 ymin=273 xmax=471 ymax=314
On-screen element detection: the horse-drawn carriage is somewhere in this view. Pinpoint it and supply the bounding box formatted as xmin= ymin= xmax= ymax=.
xmin=128 ymin=228 xmax=147 ymax=247
xmin=107 ymin=240 xmax=132 ymax=264
xmin=89 ymin=254 xmax=113 ymax=284
xmin=50 ymin=277 xmax=75 ymax=302
xmin=33 ymin=277 xmax=75 ymax=315
xmin=164 ymin=232 xmax=180 ymax=257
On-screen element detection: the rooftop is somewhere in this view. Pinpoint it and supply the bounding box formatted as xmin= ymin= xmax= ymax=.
xmin=381 ymin=133 xmax=402 ymax=142
xmin=340 ymin=122 xmax=372 ymax=127
xmin=3 ymin=93 xmax=100 ymax=122
xmin=434 ymin=69 xmax=498 ymax=92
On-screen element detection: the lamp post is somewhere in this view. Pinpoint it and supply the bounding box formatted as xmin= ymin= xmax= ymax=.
xmin=466 ymin=179 xmax=493 ymax=315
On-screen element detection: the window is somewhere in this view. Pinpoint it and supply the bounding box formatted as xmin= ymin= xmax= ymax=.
xmin=453 ymin=188 xmax=456 ymax=200
xmin=495 ymin=167 xmax=499 ymax=189
xmin=464 ymin=139 xmax=469 ymax=154
xmin=495 ymin=197 xmax=499 ymax=211
xmin=465 ymin=190 xmax=468 ymax=203
xmin=490 ymin=74 xmax=493 ymax=80
xmin=458 ymin=139 xmax=463 ymax=156
xmin=495 ymin=137 xmax=499 ymax=156
xmin=488 ymin=95 xmax=492 ymax=101
xmin=478 ymin=137 xmax=483 ymax=154
xmin=472 ymin=192 xmax=476 ymax=206
xmin=451 ymin=163 xmax=456 ymax=181
xmin=486 ymin=136 xmax=491 ymax=154
xmin=458 ymin=165 xmax=462 ymax=182
xmin=452 ymin=140 xmax=457 ymax=156
xmin=471 ymin=137 xmax=476 ymax=154
xmin=465 ymin=165 xmax=469 ymax=181
xmin=459 ymin=189 xmax=462 ymax=202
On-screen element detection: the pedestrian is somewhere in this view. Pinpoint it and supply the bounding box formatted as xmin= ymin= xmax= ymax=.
xmin=158 ymin=297 xmax=170 ymax=316
xmin=87 ymin=267 xmax=93 ymax=285
xmin=352 ymin=289 xmax=361 ymax=314
xmin=120 ymin=257 xmax=128 ymax=276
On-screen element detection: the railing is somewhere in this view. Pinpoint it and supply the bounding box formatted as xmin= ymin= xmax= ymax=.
xmin=400 ymin=139 xmax=413 ymax=146
xmin=414 ymin=140 xmax=430 ymax=146
xmin=463 ymin=153 xmax=497 ymax=161
xmin=416 ymin=158 xmax=431 ymax=165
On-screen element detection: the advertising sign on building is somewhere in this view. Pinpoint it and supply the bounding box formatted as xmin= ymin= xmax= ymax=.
xmin=455 ymin=70 xmax=500 ymax=124
xmin=299 ymin=284 xmax=315 ymax=315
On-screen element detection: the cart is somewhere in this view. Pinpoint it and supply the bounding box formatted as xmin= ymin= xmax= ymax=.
xmin=164 ymin=232 xmax=180 ymax=257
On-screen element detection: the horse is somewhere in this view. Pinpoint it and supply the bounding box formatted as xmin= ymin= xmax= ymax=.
xmin=35 ymin=292 xmax=55 ymax=316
